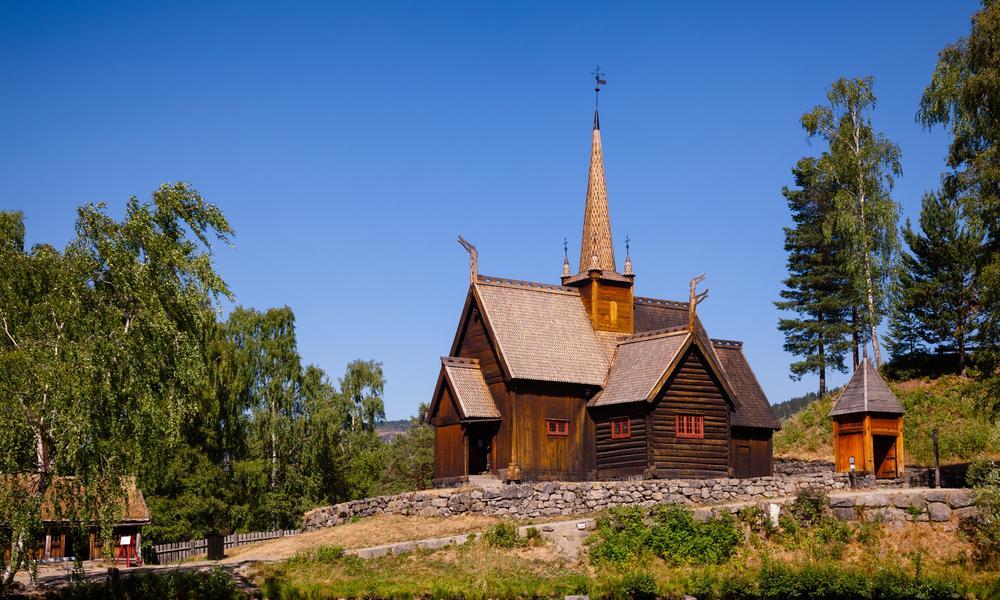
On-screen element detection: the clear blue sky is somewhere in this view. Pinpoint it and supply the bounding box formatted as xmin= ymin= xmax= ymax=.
xmin=1 ymin=1 xmax=981 ymax=419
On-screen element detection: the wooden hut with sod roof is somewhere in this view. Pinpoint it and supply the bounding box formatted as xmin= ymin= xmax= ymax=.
xmin=428 ymin=100 xmax=780 ymax=485
xmin=830 ymin=359 xmax=905 ymax=479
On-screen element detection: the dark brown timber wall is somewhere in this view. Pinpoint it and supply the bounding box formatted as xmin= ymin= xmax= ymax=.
xmin=592 ymin=404 xmax=648 ymax=479
xmin=513 ymin=382 xmax=595 ymax=481
xmin=650 ymin=347 xmax=731 ymax=478
xmin=731 ymin=427 xmax=772 ymax=478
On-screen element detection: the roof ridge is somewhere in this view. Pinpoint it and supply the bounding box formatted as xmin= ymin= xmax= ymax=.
xmin=441 ymin=356 xmax=481 ymax=367
xmin=618 ymin=326 xmax=690 ymax=345
xmin=634 ymin=296 xmax=689 ymax=308
xmin=476 ymin=275 xmax=578 ymax=295
xmin=711 ymin=338 xmax=744 ymax=348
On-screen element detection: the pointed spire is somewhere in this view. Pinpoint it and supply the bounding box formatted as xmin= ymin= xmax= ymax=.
xmin=579 ymin=107 xmax=616 ymax=273
xmin=562 ymin=237 xmax=571 ymax=277
xmin=624 ymin=235 xmax=633 ymax=276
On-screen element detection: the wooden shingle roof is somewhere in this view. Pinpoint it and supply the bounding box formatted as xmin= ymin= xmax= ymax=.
xmin=474 ymin=276 xmax=609 ymax=386
xmin=589 ymin=329 xmax=690 ymax=406
xmin=712 ymin=339 xmax=781 ymax=430
xmin=830 ymin=359 xmax=905 ymax=417
xmin=440 ymin=357 xmax=501 ymax=419
xmin=1 ymin=475 xmax=150 ymax=524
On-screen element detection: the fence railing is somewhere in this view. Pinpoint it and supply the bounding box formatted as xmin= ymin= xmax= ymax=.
xmin=150 ymin=528 xmax=300 ymax=564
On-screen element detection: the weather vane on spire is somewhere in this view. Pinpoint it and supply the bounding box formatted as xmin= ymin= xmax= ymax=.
xmin=592 ymin=65 xmax=607 ymax=109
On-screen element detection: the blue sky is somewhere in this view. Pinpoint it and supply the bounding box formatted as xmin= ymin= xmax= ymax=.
xmin=1 ymin=1 xmax=981 ymax=418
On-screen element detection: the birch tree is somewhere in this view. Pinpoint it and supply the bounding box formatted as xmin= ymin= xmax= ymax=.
xmin=0 ymin=183 xmax=231 ymax=588
xmin=801 ymin=77 xmax=903 ymax=365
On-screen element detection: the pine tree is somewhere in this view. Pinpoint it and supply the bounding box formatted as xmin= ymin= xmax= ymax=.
xmin=776 ymin=157 xmax=853 ymax=396
xmin=890 ymin=190 xmax=984 ymax=374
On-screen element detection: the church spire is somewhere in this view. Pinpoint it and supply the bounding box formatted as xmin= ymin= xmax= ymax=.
xmin=579 ymin=67 xmax=615 ymax=273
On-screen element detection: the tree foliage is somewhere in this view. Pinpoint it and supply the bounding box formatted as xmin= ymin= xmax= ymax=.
xmin=776 ymin=157 xmax=853 ymax=395
xmin=920 ymin=0 xmax=1000 ymax=376
xmin=889 ymin=190 xmax=984 ymax=373
xmin=801 ymin=76 xmax=903 ymax=365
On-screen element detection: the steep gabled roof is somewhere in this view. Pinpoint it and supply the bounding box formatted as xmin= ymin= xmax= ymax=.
xmin=712 ymin=339 xmax=781 ymax=430
xmin=472 ymin=276 xmax=609 ymax=386
xmin=830 ymin=358 xmax=905 ymax=417
xmin=590 ymin=327 xmax=740 ymax=408
xmin=439 ymin=357 xmax=501 ymax=419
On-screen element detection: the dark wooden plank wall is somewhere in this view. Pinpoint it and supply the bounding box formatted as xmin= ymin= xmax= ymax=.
xmin=593 ymin=405 xmax=648 ymax=478
xmin=434 ymin=423 xmax=465 ymax=479
xmin=514 ymin=382 xmax=594 ymax=480
xmin=574 ymin=279 xmax=634 ymax=333
xmin=650 ymin=347 xmax=731 ymax=477
xmin=730 ymin=427 xmax=772 ymax=478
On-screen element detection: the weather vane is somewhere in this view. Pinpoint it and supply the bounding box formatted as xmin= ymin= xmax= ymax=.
xmin=592 ymin=65 xmax=607 ymax=108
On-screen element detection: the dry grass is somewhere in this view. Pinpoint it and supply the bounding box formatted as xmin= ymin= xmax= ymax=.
xmin=221 ymin=513 xmax=500 ymax=563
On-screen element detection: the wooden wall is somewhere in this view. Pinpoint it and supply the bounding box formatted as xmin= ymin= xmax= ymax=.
xmin=592 ymin=405 xmax=649 ymax=478
xmin=513 ymin=382 xmax=595 ymax=480
xmin=730 ymin=427 xmax=772 ymax=478
xmin=434 ymin=423 xmax=465 ymax=480
xmin=650 ymin=348 xmax=731 ymax=478
xmin=573 ymin=278 xmax=634 ymax=333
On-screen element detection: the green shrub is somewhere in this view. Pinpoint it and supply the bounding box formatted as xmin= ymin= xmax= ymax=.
xmin=964 ymin=487 xmax=1000 ymax=566
xmin=789 ymin=487 xmax=828 ymax=526
xmin=604 ymin=570 xmax=657 ymax=600
xmin=313 ymin=544 xmax=344 ymax=563
xmin=58 ymin=566 xmax=244 ymax=599
xmin=523 ymin=526 xmax=542 ymax=546
xmin=484 ymin=521 xmax=519 ymax=549
xmin=589 ymin=505 xmax=741 ymax=566
xmin=967 ymin=459 xmax=1000 ymax=488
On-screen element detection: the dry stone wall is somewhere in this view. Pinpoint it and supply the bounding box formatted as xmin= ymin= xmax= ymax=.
xmin=304 ymin=472 xmax=854 ymax=531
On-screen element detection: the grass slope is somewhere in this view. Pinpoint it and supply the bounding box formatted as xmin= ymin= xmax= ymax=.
xmin=774 ymin=375 xmax=1000 ymax=464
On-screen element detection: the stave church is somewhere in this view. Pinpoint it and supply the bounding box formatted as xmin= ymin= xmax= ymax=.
xmin=428 ymin=90 xmax=779 ymax=485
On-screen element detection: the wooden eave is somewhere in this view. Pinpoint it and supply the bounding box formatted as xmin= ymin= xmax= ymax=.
xmin=446 ymin=286 xmax=515 ymax=384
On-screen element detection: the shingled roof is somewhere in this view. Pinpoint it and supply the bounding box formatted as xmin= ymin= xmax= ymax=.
xmin=830 ymin=358 xmax=905 ymax=417
xmin=440 ymin=357 xmax=501 ymax=419
xmin=590 ymin=329 xmax=690 ymax=407
xmin=473 ymin=276 xmax=609 ymax=386
xmin=713 ymin=339 xmax=781 ymax=430
xmin=1 ymin=475 xmax=150 ymax=524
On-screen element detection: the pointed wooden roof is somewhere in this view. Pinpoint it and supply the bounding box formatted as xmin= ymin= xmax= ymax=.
xmin=829 ymin=358 xmax=905 ymax=417
xmin=579 ymin=109 xmax=616 ymax=273
xmin=439 ymin=357 xmax=500 ymax=419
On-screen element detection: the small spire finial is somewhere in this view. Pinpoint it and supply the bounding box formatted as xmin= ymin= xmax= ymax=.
xmin=688 ymin=273 xmax=708 ymax=331
xmin=562 ymin=237 xmax=570 ymax=277
xmin=624 ymin=235 xmax=633 ymax=276
xmin=592 ymin=66 xmax=606 ymax=129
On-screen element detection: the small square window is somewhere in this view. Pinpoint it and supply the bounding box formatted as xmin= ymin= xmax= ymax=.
xmin=610 ymin=417 xmax=631 ymax=439
xmin=675 ymin=415 xmax=704 ymax=439
xmin=546 ymin=419 xmax=569 ymax=437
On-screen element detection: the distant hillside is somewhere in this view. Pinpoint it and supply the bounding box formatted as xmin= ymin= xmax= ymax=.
xmin=376 ymin=419 xmax=413 ymax=442
xmin=774 ymin=375 xmax=1000 ymax=464
xmin=771 ymin=391 xmax=822 ymax=420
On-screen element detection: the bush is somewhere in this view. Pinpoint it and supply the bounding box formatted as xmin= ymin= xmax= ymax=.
xmin=313 ymin=545 xmax=344 ymax=563
xmin=589 ymin=505 xmax=741 ymax=566
xmin=967 ymin=459 xmax=1000 ymax=488
xmin=604 ymin=571 xmax=657 ymax=600
xmin=57 ymin=566 xmax=244 ymax=599
xmin=789 ymin=487 xmax=828 ymax=526
xmin=964 ymin=487 xmax=1000 ymax=566
xmin=484 ymin=521 xmax=519 ymax=549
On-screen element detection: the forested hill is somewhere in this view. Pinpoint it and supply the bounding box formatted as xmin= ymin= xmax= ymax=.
xmin=771 ymin=391 xmax=823 ymax=420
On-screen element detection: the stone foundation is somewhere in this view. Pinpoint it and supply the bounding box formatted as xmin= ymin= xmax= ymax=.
xmin=773 ymin=458 xmax=835 ymax=476
xmin=304 ymin=472 xmax=857 ymax=531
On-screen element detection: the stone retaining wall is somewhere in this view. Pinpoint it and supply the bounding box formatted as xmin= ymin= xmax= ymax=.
xmin=825 ymin=488 xmax=977 ymax=524
xmin=304 ymin=472 xmax=855 ymax=531
xmin=773 ymin=458 xmax=835 ymax=476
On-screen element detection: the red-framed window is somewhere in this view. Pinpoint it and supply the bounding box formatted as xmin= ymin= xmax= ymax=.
xmin=610 ymin=417 xmax=631 ymax=439
xmin=675 ymin=415 xmax=704 ymax=439
xmin=546 ymin=419 xmax=569 ymax=437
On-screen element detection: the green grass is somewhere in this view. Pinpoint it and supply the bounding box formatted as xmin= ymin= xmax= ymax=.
xmin=775 ymin=375 xmax=1000 ymax=465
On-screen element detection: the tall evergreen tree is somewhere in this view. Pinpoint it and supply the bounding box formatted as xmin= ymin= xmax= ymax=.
xmin=802 ymin=77 xmax=903 ymax=365
xmin=920 ymin=0 xmax=1000 ymax=373
xmin=889 ymin=190 xmax=984 ymax=374
xmin=776 ymin=157 xmax=853 ymax=396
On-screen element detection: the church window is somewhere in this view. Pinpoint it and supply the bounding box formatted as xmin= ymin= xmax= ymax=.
xmin=610 ymin=417 xmax=630 ymax=439
xmin=675 ymin=415 xmax=704 ymax=439
xmin=546 ymin=419 xmax=569 ymax=437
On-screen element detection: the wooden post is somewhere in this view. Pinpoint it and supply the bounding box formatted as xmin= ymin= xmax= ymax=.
xmin=863 ymin=415 xmax=874 ymax=475
xmin=932 ymin=428 xmax=940 ymax=488
xmin=896 ymin=418 xmax=905 ymax=480
xmin=832 ymin=419 xmax=840 ymax=471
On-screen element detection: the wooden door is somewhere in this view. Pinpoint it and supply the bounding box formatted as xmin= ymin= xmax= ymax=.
xmin=873 ymin=435 xmax=898 ymax=479
xmin=733 ymin=439 xmax=751 ymax=479
xmin=467 ymin=426 xmax=494 ymax=475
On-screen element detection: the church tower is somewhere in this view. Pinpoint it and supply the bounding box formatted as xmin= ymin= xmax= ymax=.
xmin=561 ymin=75 xmax=634 ymax=334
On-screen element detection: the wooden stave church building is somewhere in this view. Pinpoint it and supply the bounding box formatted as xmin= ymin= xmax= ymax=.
xmin=429 ymin=107 xmax=780 ymax=485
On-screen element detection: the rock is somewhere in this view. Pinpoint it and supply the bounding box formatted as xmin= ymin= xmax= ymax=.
xmin=947 ymin=490 xmax=975 ymax=509
xmin=927 ymin=502 xmax=952 ymax=522
xmin=891 ymin=493 xmax=921 ymax=509
xmin=541 ymin=482 xmax=556 ymax=494
xmin=832 ymin=507 xmax=857 ymax=521
xmin=856 ymin=493 xmax=890 ymax=507
xmin=829 ymin=496 xmax=856 ymax=508
xmin=925 ymin=490 xmax=949 ymax=503
xmin=954 ymin=506 xmax=980 ymax=521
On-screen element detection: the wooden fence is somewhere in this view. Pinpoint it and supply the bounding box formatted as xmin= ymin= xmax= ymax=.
xmin=150 ymin=529 xmax=300 ymax=564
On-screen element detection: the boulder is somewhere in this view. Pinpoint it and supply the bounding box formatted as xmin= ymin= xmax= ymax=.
xmin=927 ymin=502 xmax=952 ymax=522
